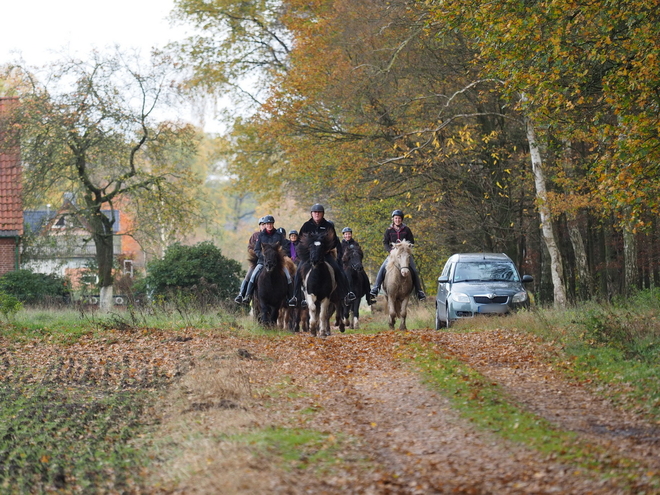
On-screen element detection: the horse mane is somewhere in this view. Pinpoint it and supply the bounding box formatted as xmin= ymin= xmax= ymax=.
xmin=386 ymin=240 xmax=413 ymax=271
xmin=297 ymin=232 xmax=335 ymax=262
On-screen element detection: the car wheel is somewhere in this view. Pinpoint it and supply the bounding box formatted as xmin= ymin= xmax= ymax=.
xmin=435 ymin=304 xmax=442 ymax=330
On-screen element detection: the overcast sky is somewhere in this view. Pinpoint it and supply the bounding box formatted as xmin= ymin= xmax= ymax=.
xmin=0 ymin=1 xmax=183 ymax=66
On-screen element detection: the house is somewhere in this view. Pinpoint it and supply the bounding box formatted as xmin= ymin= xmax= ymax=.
xmin=22 ymin=197 xmax=143 ymax=288
xmin=0 ymin=97 xmax=22 ymax=277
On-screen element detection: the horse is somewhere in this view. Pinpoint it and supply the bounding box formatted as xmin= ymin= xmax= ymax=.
xmin=382 ymin=240 xmax=415 ymax=330
xmin=296 ymin=232 xmax=345 ymax=337
xmin=252 ymin=243 xmax=291 ymax=327
xmin=278 ymin=255 xmax=299 ymax=331
xmin=341 ymin=243 xmax=368 ymax=329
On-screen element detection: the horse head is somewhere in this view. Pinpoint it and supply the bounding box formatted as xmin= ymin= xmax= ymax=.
xmin=342 ymin=244 xmax=364 ymax=272
xmin=262 ymin=243 xmax=283 ymax=272
xmin=387 ymin=240 xmax=413 ymax=277
xmin=299 ymin=232 xmax=333 ymax=266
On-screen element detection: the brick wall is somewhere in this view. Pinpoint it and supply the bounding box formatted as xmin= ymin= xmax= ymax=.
xmin=0 ymin=238 xmax=17 ymax=276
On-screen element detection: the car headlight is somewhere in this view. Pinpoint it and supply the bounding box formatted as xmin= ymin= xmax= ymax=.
xmin=512 ymin=291 xmax=528 ymax=303
xmin=451 ymin=292 xmax=470 ymax=303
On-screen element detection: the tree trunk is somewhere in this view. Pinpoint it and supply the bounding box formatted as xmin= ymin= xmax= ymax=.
xmin=622 ymin=211 xmax=638 ymax=294
xmin=560 ymin=140 xmax=592 ymax=300
xmin=90 ymin=207 xmax=116 ymax=311
xmin=525 ymin=116 xmax=567 ymax=307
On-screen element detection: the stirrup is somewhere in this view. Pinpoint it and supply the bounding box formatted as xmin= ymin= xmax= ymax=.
xmin=346 ymin=291 xmax=356 ymax=301
xmin=369 ymin=287 xmax=379 ymax=297
xmin=288 ymin=297 xmax=297 ymax=307
xmin=234 ymin=295 xmax=243 ymax=304
xmin=242 ymin=295 xmax=251 ymax=304
xmin=417 ymin=290 xmax=426 ymax=300
xmin=300 ymin=299 xmax=308 ymax=309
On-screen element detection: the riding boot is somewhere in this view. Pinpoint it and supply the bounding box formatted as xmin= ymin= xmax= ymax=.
xmin=370 ymin=261 xmax=387 ymax=297
xmin=234 ymin=278 xmax=248 ymax=303
xmin=287 ymin=281 xmax=294 ymax=301
xmin=411 ymin=269 xmax=426 ymax=300
xmin=242 ymin=279 xmax=255 ymax=304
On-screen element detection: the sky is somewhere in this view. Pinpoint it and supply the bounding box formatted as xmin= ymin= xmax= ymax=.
xmin=0 ymin=1 xmax=227 ymax=132
xmin=0 ymin=1 xmax=183 ymax=66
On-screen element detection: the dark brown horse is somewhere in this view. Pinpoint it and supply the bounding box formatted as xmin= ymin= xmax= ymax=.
xmin=252 ymin=243 xmax=290 ymax=327
xmin=341 ymin=243 xmax=368 ymax=329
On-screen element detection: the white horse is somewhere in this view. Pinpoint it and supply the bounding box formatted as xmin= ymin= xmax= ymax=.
xmin=383 ymin=240 xmax=415 ymax=330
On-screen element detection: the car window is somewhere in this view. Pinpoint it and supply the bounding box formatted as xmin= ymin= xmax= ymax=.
xmin=441 ymin=260 xmax=453 ymax=278
xmin=453 ymin=262 xmax=519 ymax=282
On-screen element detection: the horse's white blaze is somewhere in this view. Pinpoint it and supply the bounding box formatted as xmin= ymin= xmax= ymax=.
xmin=314 ymin=241 xmax=321 ymax=246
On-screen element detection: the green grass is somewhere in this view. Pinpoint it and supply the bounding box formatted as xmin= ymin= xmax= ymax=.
xmin=0 ymin=382 xmax=154 ymax=493
xmin=406 ymin=340 xmax=660 ymax=491
xmin=230 ymin=427 xmax=348 ymax=472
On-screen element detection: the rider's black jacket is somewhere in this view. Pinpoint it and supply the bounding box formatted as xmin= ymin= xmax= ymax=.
xmin=254 ymin=228 xmax=289 ymax=263
xmin=299 ymin=217 xmax=343 ymax=260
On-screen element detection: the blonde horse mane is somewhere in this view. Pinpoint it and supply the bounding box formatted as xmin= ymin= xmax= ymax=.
xmin=386 ymin=240 xmax=413 ymax=271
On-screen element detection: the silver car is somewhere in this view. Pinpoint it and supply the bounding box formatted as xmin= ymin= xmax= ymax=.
xmin=435 ymin=253 xmax=533 ymax=329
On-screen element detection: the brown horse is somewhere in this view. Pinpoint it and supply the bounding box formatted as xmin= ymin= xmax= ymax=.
xmin=383 ymin=240 xmax=415 ymax=330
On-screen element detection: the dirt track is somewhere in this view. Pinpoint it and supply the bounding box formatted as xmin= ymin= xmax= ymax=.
xmin=145 ymin=326 xmax=660 ymax=494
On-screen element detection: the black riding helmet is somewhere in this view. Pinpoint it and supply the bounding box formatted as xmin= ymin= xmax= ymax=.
xmin=342 ymin=227 xmax=352 ymax=233
xmin=310 ymin=203 xmax=325 ymax=213
xmin=262 ymin=215 xmax=275 ymax=223
xmin=289 ymin=230 xmax=298 ymax=236
xmin=391 ymin=209 xmax=404 ymax=218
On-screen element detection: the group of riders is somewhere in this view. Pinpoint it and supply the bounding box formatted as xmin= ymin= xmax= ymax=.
xmin=234 ymin=203 xmax=426 ymax=308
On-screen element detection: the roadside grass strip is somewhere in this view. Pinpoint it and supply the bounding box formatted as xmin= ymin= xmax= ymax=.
xmin=404 ymin=340 xmax=660 ymax=492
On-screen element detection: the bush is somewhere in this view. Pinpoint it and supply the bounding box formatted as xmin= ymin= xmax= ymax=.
xmin=0 ymin=291 xmax=22 ymax=320
xmin=0 ymin=270 xmax=70 ymax=305
xmin=145 ymin=242 xmax=243 ymax=300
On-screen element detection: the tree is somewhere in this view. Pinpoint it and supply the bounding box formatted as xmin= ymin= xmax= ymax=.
xmin=1 ymin=52 xmax=203 ymax=310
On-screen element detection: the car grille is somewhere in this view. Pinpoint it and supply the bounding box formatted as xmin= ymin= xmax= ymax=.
xmin=473 ymin=295 xmax=509 ymax=304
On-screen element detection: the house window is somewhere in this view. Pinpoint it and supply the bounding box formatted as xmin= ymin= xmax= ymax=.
xmin=53 ymin=216 xmax=66 ymax=229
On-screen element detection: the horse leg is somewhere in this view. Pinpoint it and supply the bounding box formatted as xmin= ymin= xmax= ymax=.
xmin=319 ymin=299 xmax=331 ymax=337
xmin=387 ymin=297 xmax=396 ymax=330
xmin=353 ymin=300 xmax=360 ymax=330
xmin=399 ymin=297 xmax=409 ymax=331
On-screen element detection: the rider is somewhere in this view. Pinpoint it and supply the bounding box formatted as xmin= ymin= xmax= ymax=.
xmin=235 ymin=217 xmax=266 ymax=303
xmin=288 ymin=229 xmax=300 ymax=264
xmin=369 ymin=210 xmax=426 ymax=300
xmin=235 ymin=215 xmax=293 ymax=304
xmin=288 ymin=204 xmax=356 ymax=308
xmin=341 ymin=227 xmax=374 ymax=305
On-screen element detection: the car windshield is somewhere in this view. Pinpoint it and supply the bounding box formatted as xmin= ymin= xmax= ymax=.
xmin=452 ymin=262 xmax=519 ymax=282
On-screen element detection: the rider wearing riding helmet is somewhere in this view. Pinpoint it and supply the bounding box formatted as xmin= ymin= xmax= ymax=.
xmin=369 ymin=209 xmax=426 ymax=301
xmin=248 ymin=217 xmax=267 ymax=253
xmin=288 ymin=229 xmax=300 ymax=264
xmin=235 ymin=215 xmax=293 ymax=304
xmin=341 ymin=227 xmax=374 ymax=305
xmin=235 ymin=217 xmax=266 ymax=303
xmin=288 ymin=204 xmax=356 ymax=308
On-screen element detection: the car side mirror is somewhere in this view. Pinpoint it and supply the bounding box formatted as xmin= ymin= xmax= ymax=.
xmin=438 ymin=275 xmax=449 ymax=283
xmin=522 ymin=274 xmax=533 ymax=283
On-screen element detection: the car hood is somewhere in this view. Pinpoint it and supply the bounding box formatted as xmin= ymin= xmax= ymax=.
xmin=450 ymin=281 xmax=525 ymax=295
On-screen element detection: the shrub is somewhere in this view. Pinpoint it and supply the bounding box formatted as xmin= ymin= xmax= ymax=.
xmin=145 ymin=242 xmax=243 ymax=300
xmin=0 ymin=291 xmax=22 ymax=321
xmin=0 ymin=269 xmax=70 ymax=304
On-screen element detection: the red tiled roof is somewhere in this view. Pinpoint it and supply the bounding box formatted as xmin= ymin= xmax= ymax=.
xmin=0 ymin=97 xmax=23 ymax=236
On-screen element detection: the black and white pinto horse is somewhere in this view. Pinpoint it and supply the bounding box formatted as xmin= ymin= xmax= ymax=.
xmin=341 ymin=243 xmax=368 ymax=329
xmin=250 ymin=243 xmax=290 ymax=327
xmin=296 ymin=232 xmax=345 ymax=337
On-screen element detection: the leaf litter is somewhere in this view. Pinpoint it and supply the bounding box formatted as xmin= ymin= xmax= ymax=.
xmin=2 ymin=326 xmax=660 ymax=493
